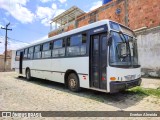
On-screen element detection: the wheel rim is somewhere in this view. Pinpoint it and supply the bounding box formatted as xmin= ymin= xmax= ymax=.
xmin=69 ymin=78 xmax=76 ymax=89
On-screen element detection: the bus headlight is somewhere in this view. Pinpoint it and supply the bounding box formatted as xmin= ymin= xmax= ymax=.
xmin=110 ymin=77 xmax=116 ymax=81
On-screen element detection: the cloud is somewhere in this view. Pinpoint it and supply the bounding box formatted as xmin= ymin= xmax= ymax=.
xmin=40 ymin=0 xmax=52 ymax=3
xmin=36 ymin=6 xmax=55 ymax=19
xmin=40 ymin=18 xmax=51 ymax=26
xmin=59 ymin=0 xmax=67 ymax=4
xmin=0 ymin=36 xmax=28 ymax=54
xmin=0 ymin=0 xmax=35 ymax=24
xmin=0 ymin=24 xmax=4 ymax=28
xmin=36 ymin=3 xmax=65 ymax=26
xmin=90 ymin=1 xmax=102 ymax=11
xmin=0 ymin=35 xmax=49 ymax=54
xmin=10 ymin=23 xmax=19 ymax=28
xmin=8 ymin=40 xmax=28 ymax=51
xmin=52 ymin=3 xmax=57 ymax=9
xmin=36 ymin=5 xmax=56 ymax=26
xmin=31 ymin=35 xmax=48 ymax=44
xmin=54 ymin=9 xmax=65 ymax=17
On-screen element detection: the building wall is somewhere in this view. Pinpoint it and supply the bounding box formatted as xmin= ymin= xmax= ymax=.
xmin=0 ymin=57 xmax=12 ymax=72
xmin=0 ymin=56 xmax=5 ymax=71
xmin=128 ymin=0 xmax=160 ymax=30
xmin=48 ymin=0 xmax=160 ymax=78
xmin=77 ymin=0 xmax=160 ymax=30
xmin=48 ymin=24 xmax=75 ymax=38
xmin=49 ymin=0 xmax=160 ymax=37
xmin=136 ymin=26 xmax=160 ymax=77
xmin=0 ymin=51 xmax=12 ymax=72
xmin=77 ymin=0 xmax=125 ymax=28
xmin=76 ymin=0 xmax=160 ymax=78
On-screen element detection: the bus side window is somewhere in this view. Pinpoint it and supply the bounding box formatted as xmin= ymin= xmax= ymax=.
xmin=28 ymin=47 xmax=34 ymax=59
xmin=52 ymin=39 xmax=65 ymax=57
xmin=15 ymin=51 xmax=20 ymax=61
xmin=24 ymin=48 xmax=28 ymax=60
xmin=42 ymin=42 xmax=51 ymax=58
xmin=66 ymin=34 xmax=87 ymax=56
xmin=34 ymin=45 xmax=41 ymax=59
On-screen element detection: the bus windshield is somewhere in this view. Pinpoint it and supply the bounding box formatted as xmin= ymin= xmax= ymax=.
xmin=109 ymin=31 xmax=139 ymax=68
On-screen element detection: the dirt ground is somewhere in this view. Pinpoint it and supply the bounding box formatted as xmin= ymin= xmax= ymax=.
xmin=0 ymin=72 xmax=160 ymax=120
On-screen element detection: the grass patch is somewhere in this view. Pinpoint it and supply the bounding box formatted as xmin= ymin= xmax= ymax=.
xmin=128 ymin=87 xmax=160 ymax=98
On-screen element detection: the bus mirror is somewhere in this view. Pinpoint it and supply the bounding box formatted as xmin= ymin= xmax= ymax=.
xmin=117 ymin=43 xmax=127 ymax=58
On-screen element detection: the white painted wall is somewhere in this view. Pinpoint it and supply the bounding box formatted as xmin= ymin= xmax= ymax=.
xmin=136 ymin=27 xmax=160 ymax=77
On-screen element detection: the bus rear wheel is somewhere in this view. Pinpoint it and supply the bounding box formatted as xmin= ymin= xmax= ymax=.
xmin=68 ymin=73 xmax=80 ymax=92
xmin=26 ymin=69 xmax=31 ymax=81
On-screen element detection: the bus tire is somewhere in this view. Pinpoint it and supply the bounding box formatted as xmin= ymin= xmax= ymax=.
xmin=68 ymin=73 xmax=80 ymax=92
xmin=26 ymin=69 xmax=31 ymax=81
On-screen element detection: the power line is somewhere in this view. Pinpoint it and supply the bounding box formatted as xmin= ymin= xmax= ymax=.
xmin=7 ymin=37 xmax=30 ymax=44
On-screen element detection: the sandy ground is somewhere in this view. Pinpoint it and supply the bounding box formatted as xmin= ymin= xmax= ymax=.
xmin=0 ymin=72 xmax=160 ymax=120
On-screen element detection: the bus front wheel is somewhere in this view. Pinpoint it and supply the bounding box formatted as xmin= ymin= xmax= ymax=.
xmin=26 ymin=69 xmax=31 ymax=81
xmin=68 ymin=73 xmax=80 ymax=92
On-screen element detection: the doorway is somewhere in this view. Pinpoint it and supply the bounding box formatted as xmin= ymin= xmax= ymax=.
xmin=90 ymin=33 xmax=107 ymax=89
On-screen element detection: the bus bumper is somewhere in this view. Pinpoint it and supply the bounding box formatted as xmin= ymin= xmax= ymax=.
xmin=110 ymin=78 xmax=142 ymax=93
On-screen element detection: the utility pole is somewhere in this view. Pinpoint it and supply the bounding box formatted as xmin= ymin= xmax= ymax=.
xmin=1 ymin=23 xmax=12 ymax=71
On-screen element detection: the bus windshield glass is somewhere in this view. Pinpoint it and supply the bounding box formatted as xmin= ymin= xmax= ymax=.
xmin=109 ymin=31 xmax=139 ymax=68
xmin=110 ymin=21 xmax=135 ymax=37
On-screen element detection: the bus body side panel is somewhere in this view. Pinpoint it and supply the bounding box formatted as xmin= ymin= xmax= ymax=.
xmin=21 ymin=57 xmax=90 ymax=89
xmin=50 ymin=57 xmax=89 ymax=88
xmin=15 ymin=61 xmax=20 ymax=73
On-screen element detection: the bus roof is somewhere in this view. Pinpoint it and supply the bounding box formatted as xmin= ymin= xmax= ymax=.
xmin=16 ymin=19 xmax=132 ymax=51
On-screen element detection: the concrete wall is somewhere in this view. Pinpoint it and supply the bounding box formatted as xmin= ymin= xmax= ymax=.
xmin=0 ymin=56 xmax=5 ymax=71
xmin=0 ymin=51 xmax=13 ymax=72
xmin=136 ymin=26 xmax=160 ymax=77
xmin=0 ymin=57 xmax=12 ymax=72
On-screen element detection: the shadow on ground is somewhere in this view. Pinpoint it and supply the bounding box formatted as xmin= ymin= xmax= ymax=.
xmin=16 ymin=76 xmax=148 ymax=110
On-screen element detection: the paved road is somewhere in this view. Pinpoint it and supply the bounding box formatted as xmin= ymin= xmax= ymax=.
xmin=0 ymin=72 xmax=160 ymax=119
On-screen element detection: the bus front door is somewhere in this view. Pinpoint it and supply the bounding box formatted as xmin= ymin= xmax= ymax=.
xmin=90 ymin=34 xmax=107 ymax=90
xmin=19 ymin=52 xmax=23 ymax=74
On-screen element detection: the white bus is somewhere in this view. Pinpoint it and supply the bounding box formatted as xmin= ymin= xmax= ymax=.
xmin=15 ymin=20 xmax=141 ymax=93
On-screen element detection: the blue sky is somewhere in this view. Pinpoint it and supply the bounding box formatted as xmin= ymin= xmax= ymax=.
xmin=0 ymin=0 xmax=102 ymax=53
